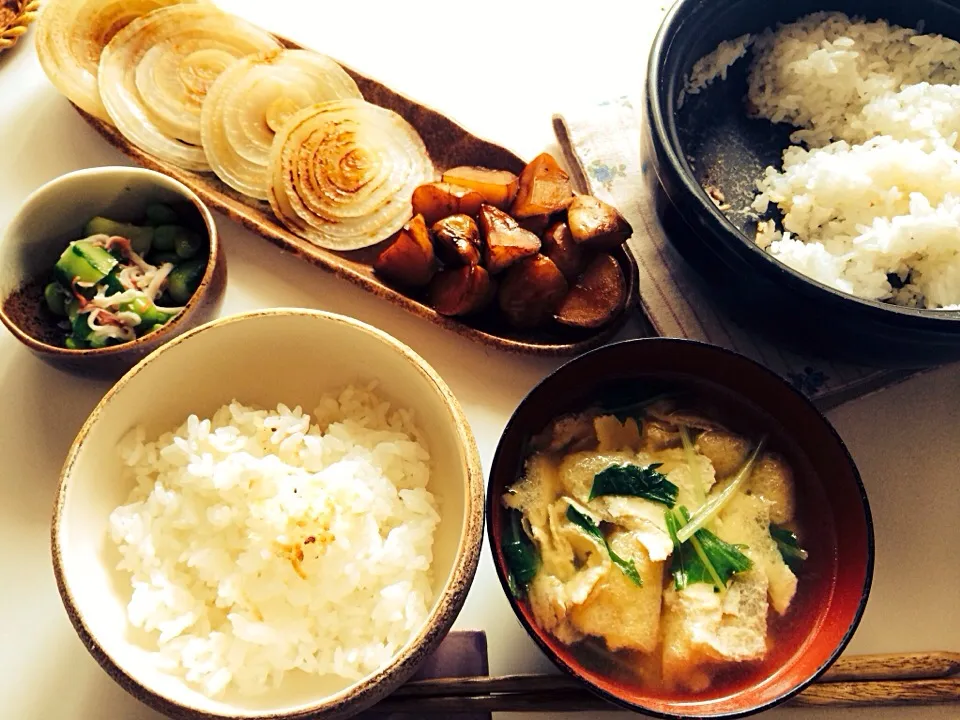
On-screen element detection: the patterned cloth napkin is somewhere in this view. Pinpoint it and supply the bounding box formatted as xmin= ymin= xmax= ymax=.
xmin=553 ymin=97 xmax=916 ymax=410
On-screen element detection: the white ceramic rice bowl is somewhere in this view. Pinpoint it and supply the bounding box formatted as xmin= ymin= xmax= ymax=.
xmin=52 ymin=309 xmax=484 ymax=720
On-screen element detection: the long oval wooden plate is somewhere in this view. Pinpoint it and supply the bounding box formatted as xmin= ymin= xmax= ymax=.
xmin=73 ymin=36 xmax=639 ymax=355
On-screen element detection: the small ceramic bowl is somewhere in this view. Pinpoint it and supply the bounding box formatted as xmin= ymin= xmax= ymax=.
xmin=53 ymin=309 xmax=485 ymax=720
xmin=0 ymin=166 xmax=226 ymax=378
xmin=487 ymin=338 xmax=873 ymax=718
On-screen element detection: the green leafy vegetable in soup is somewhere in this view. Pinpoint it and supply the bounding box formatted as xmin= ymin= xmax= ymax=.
xmin=565 ymin=502 xmax=642 ymax=586
xmin=666 ymin=506 xmax=752 ymax=591
xmin=502 ymin=398 xmax=805 ymax=695
xmin=589 ymin=462 xmax=678 ymax=506
xmin=502 ymin=508 xmax=540 ymax=598
xmin=42 ymin=203 xmax=207 ymax=349
xmin=771 ymin=524 xmax=808 ymax=572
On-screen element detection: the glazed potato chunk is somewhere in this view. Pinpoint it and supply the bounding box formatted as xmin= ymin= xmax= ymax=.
xmin=498 ymin=254 xmax=568 ymax=329
xmin=412 ymin=182 xmax=484 ymax=226
xmin=442 ymin=166 xmax=519 ymax=210
xmin=431 ymin=214 xmax=481 ymax=266
xmin=554 ymin=253 xmax=626 ymax=329
xmin=373 ymin=214 xmax=436 ymax=287
xmin=567 ymin=194 xmax=632 ymax=250
xmin=429 ymin=264 xmax=493 ymax=316
xmin=478 ymin=204 xmax=541 ymax=273
xmin=541 ymin=221 xmax=584 ymax=282
xmin=510 ymin=153 xmax=574 ymax=218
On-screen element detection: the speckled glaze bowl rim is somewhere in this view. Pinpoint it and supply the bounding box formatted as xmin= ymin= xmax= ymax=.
xmin=486 ymin=337 xmax=875 ymax=719
xmin=646 ymin=0 xmax=960 ymax=325
xmin=51 ymin=308 xmax=487 ymax=720
xmin=0 ymin=165 xmax=222 ymax=357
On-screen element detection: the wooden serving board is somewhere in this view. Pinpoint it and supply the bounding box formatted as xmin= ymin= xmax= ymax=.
xmin=73 ymin=36 xmax=640 ymax=356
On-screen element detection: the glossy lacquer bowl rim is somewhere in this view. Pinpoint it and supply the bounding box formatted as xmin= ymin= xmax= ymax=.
xmin=645 ymin=0 xmax=960 ymax=329
xmin=52 ymin=308 xmax=486 ymax=720
xmin=486 ymin=337 xmax=875 ymax=719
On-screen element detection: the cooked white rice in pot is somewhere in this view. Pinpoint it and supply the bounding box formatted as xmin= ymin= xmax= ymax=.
xmin=690 ymin=12 xmax=960 ymax=309
xmin=108 ymin=383 xmax=439 ymax=697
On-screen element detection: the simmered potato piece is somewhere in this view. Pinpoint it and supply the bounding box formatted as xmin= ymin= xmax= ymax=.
xmin=412 ymin=182 xmax=484 ymax=226
xmin=510 ymin=153 xmax=574 ymax=218
xmin=567 ymin=194 xmax=632 ymax=250
xmin=428 ymin=264 xmax=493 ymax=316
xmin=554 ymin=253 xmax=626 ymax=329
xmin=519 ymin=214 xmax=552 ymax=236
xmin=498 ymin=254 xmax=568 ymax=329
xmin=431 ymin=214 xmax=481 ymax=266
xmin=541 ymin=221 xmax=584 ymax=281
xmin=478 ymin=204 xmax=541 ymax=273
xmin=373 ymin=214 xmax=436 ymax=287
xmin=696 ymin=430 xmax=751 ymax=478
xmin=747 ymin=453 xmax=796 ymax=524
xmin=441 ymin=166 xmax=519 ymax=210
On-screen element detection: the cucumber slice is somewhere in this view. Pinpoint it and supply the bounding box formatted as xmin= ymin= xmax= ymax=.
xmin=54 ymin=240 xmax=117 ymax=285
xmin=167 ymin=258 xmax=205 ymax=304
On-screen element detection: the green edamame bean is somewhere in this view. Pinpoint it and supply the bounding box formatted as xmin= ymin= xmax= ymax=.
xmin=145 ymin=203 xmax=178 ymax=226
xmin=152 ymin=225 xmax=180 ymax=252
xmin=174 ymin=230 xmax=203 ymax=260
xmin=44 ymin=282 xmax=67 ymax=316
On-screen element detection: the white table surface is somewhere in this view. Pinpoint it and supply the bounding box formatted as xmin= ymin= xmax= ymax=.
xmin=0 ymin=1 xmax=957 ymax=718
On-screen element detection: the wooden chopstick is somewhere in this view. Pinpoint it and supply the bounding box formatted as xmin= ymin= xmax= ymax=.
xmin=792 ymin=679 xmax=960 ymax=707
xmin=378 ymin=652 xmax=960 ymax=713
xmin=378 ymin=680 xmax=960 ymax=713
xmin=821 ymin=651 xmax=960 ymax=682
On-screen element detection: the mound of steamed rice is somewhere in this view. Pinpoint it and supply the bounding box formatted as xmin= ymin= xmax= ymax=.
xmin=108 ymin=384 xmax=439 ymax=697
xmin=692 ymin=12 xmax=960 ymax=308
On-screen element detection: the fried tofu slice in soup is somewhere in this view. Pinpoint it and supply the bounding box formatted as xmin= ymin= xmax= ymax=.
xmin=746 ymin=452 xmax=796 ymax=524
xmin=527 ymin=499 xmax=610 ymax=644
xmin=503 ymin=453 xmax=562 ymax=544
xmin=714 ymin=492 xmax=798 ymax=614
xmin=594 ymin=415 xmax=642 ymax=452
xmin=569 ymin=531 xmax=664 ymax=653
xmin=643 ymin=447 xmax=717 ymax=511
xmin=557 ymin=450 xmax=675 ymax=561
xmin=661 ymin=570 xmax=770 ymax=691
xmin=696 ymin=430 xmax=751 ymax=478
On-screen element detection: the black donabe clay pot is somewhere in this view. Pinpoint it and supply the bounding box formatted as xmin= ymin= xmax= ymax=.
xmin=643 ymin=0 xmax=960 ymax=368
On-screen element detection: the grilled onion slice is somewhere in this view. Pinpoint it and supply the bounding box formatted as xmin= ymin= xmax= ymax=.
xmin=267 ymin=99 xmax=435 ymax=251
xmin=98 ymin=4 xmax=281 ymax=171
xmin=201 ymin=49 xmax=362 ymax=200
xmin=34 ymin=0 xmax=201 ymax=123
